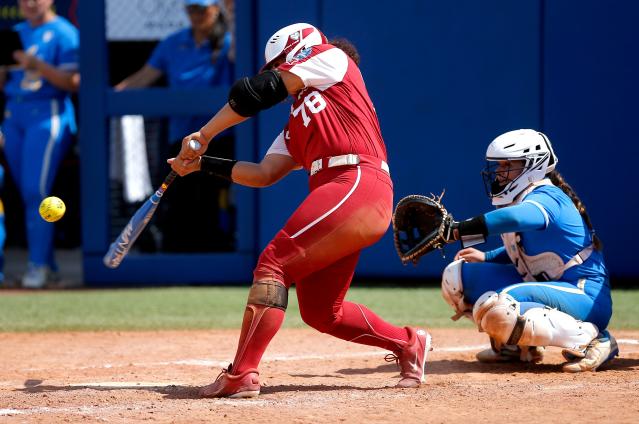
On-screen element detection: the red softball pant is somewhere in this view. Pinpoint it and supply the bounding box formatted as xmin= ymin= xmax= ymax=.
xmin=253 ymin=161 xmax=407 ymax=349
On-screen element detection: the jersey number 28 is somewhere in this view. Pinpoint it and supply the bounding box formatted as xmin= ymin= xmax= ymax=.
xmin=291 ymin=91 xmax=327 ymax=127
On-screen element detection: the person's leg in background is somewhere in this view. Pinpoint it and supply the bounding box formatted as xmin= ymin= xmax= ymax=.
xmin=0 ymin=164 xmax=5 ymax=285
xmin=2 ymin=103 xmax=26 ymax=286
xmin=18 ymin=99 xmax=74 ymax=288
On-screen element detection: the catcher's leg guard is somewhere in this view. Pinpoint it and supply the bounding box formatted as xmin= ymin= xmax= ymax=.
xmin=230 ymin=280 xmax=288 ymax=374
xmin=516 ymin=307 xmax=598 ymax=351
xmin=472 ymin=291 xmax=518 ymax=344
xmin=441 ymin=259 xmax=473 ymax=321
xmin=473 ymin=291 xmax=598 ymax=350
xmin=476 ymin=337 xmax=545 ymax=363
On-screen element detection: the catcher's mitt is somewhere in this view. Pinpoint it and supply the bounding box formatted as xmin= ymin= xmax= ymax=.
xmin=393 ymin=193 xmax=455 ymax=265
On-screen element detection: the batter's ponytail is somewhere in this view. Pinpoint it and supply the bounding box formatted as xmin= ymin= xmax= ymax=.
xmin=329 ymin=38 xmax=360 ymax=66
xmin=548 ymin=170 xmax=603 ymax=251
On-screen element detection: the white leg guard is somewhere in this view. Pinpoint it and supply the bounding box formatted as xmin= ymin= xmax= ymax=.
xmin=441 ymin=259 xmax=473 ymax=321
xmin=473 ymin=291 xmax=599 ymax=351
xmin=472 ymin=291 xmax=518 ymax=345
xmin=516 ymin=307 xmax=599 ymax=351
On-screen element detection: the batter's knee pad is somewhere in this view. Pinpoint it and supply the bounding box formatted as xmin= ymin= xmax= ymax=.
xmin=441 ymin=259 xmax=473 ymax=321
xmin=472 ymin=291 xmax=520 ymax=345
xmin=247 ymin=280 xmax=288 ymax=311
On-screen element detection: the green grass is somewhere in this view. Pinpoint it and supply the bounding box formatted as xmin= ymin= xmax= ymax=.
xmin=0 ymin=287 xmax=637 ymax=332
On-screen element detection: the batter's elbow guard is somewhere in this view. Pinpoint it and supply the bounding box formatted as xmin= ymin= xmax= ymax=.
xmin=228 ymin=70 xmax=289 ymax=117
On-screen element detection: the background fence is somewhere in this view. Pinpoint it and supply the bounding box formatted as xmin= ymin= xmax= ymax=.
xmin=5 ymin=0 xmax=637 ymax=285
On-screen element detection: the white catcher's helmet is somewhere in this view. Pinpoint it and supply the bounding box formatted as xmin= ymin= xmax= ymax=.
xmin=481 ymin=129 xmax=558 ymax=206
xmin=262 ymin=23 xmax=327 ymax=71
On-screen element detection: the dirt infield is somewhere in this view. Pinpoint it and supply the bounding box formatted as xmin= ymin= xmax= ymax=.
xmin=1 ymin=328 xmax=638 ymax=423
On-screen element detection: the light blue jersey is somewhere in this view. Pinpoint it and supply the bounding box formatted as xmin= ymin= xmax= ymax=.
xmin=0 ymin=165 xmax=5 ymax=284
xmin=5 ymin=17 xmax=79 ymax=101
xmin=485 ymin=184 xmax=608 ymax=283
xmin=148 ymin=27 xmax=233 ymax=141
xmin=1 ymin=16 xmax=78 ymax=270
xmin=461 ymin=183 xmax=612 ymax=330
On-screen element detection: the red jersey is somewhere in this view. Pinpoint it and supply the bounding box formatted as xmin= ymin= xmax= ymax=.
xmin=275 ymin=44 xmax=387 ymax=170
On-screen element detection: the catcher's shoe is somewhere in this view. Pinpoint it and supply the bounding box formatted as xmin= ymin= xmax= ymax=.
xmin=199 ymin=364 xmax=260 ymax=398
xmin=476 ymin=344 xmax=545 ymax=363
xmin=387 ymin=327 xmax=432 ymax=388
xmin=561 ymin=331 xmax=619 ymax=372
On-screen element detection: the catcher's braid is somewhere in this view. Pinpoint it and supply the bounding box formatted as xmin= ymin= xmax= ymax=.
xmin=392 ymin=194 xmax=454 ymax=265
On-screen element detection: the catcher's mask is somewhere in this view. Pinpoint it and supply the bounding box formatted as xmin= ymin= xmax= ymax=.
xmin=261 ymin=23 xmax=327 ymax=72
xmin=481 ymin=129 xmax=558 ymax=206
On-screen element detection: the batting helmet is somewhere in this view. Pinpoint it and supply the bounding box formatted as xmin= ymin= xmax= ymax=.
xmin=262 ymin=23 xmax=327 ymax=71
xmin=482 ymin=129 xmax=558 ymax=206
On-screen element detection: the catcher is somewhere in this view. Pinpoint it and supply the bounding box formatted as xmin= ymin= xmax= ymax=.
xmin=394 ymin=129 xmax=617 ymax=372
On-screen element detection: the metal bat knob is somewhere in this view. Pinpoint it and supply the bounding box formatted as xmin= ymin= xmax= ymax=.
xmin=189 ymin=140 xmax=201 ymax=151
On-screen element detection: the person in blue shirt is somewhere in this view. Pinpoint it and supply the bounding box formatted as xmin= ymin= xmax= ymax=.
xmin=440 ymin=129 xmax=616 ymax=372
xmin=0 ymin=162 xmax=5 ymax=286
xmin=116 ymin=0 xmax=235 ymax=252
xmin=0 ymin=0 xmax=79 ymax=288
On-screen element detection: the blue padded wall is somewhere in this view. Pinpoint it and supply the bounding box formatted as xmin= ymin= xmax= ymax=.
xmin=79 ymin=0 xmax=638 ymax=284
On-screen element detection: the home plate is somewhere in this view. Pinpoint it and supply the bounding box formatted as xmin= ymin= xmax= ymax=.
xmin=69 ymin=381 xmax=183 ymax=388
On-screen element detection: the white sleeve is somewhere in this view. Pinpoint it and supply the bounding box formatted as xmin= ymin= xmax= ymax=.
xmin=266 ymin=131 xmax=291 ymax=157
xmin=265 ymin=131 xmax=302 ymax=170
xmin=287 ymin=48 xmax=349 ymax=91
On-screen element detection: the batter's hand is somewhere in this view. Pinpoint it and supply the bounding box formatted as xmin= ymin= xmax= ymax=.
xmin=454 ymin=247 xmax=485 ymax=262
xmin=167 ymin=156 xmax=201 ymax=176
xmin=180 ymin=131 xmax=208 ymax=162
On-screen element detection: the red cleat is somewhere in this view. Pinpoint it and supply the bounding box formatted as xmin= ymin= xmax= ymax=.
xmin=387 ymin=327 xmax=432 ymax=388
xmin=199 ymin=364 xmax=260 ymax=398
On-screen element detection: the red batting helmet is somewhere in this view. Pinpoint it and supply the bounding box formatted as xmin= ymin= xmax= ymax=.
xmin=262 ymin=23 xmax=327 ymax=71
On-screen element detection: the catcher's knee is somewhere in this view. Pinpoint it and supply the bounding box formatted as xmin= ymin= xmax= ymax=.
xmin=247 ymin=280 xmax=288 ymax=311
xmin=441 ymin=259 xmax=472 ymax=321
xmin=472 ymin=291 xmax=520 ymax=345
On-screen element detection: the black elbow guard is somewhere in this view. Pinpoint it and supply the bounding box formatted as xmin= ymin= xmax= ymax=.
xmin=200 ymin=156 xmax=237 ymax=181
xmin=228 ymin=70 xmax=289 ymax=117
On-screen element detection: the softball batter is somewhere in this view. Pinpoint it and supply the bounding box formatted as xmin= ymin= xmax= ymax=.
xmin=170 ymin=23 xmax=431 ymax=398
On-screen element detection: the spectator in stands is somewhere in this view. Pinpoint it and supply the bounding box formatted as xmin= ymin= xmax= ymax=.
xmin=220 ymin=0 xmax=235 ymax=63
xmin=0 ymin=0 xmax=79 ymax=288
xmin=0 ymin=160 xmax=5 ymax=286
xmin=116 ymin=0 xmax=235 ymax=252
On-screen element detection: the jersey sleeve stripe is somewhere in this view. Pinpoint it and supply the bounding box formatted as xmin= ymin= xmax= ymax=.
xmin=523 ymin=200 xmax=550 ymax=228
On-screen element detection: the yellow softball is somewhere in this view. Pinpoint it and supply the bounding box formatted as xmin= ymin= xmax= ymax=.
xmin=39 ymin=196 xmax=66 ymax=223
